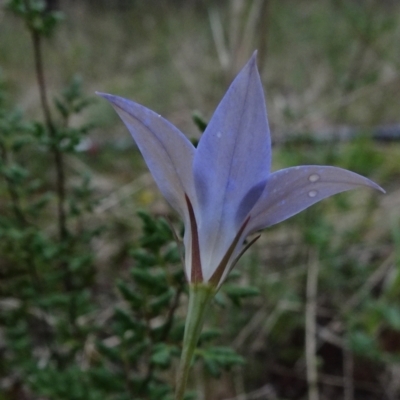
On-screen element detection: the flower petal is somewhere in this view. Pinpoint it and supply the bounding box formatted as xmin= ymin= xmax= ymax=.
xmin=192 ymin=53 xmax=271 ymax=279
xmin=97 ymin=93 xmax=196 ymax=218
xmin=193 ymin=52 xmax=271 ymax=224
xmin=246 ymin=165 xmax=385 ymax=234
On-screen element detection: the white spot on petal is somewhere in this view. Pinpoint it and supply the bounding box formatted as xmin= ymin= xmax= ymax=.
xmin=308 ymin=190 xmax=318 ymax=198
xmin=308 ymin=174 xmax=320 ymax=183
xmin=216 ymin=132 xmax=222 ymax=138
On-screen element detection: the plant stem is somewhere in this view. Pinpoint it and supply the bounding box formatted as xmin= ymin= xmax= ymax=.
xmin=30 ymin=29 xmax=68 ymax=243
xmin=24 ymin=1 xmax=77 ymax=332
xmin=22 ymin=0 xmax=67 ymax=242
xmin=175 ymin=283 xmax=215 ymax=400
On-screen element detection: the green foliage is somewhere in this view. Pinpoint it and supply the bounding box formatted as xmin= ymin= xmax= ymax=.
xmin=222 ymin=285 xmax=260 ymax=307
xmin=197 ymin=346 xmax=245 ymax=378
xmin=192 ymin=112 xmax=207 ymax=134
xmin=0 ymin=4 xmax=98 ymax=398
xmin=94 ymin=211 xmax=246 ymax=399
xmin=0 ymin=4 xmax=248 ymax=395
xmin=93 ymin=212 xmax=184 ymax=399
xmin=7 ymin=0 xmax=63 ymax=37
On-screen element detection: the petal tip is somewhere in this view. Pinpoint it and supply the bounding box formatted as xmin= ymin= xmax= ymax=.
xmin=248 ymin=50 xmax=258 ymax=70
xmin=95 ymin=93 xmax=133 ymax=113
xmin=363 ymin=177 xmax=385 ymax=194
xmin=376 ymin=184 xmax=386 ymax=194
xmin=95 ymin=92 xmax=122 ymax=107
xmin=96 ymin=92 xmax=117 ymax=103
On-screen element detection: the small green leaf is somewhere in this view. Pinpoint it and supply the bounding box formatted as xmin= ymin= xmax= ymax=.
xmin=223 ymin=284 xmax=260 ymax=306
xmin=117 ymin=280 xmax=143 ymax=308
xmin=149 ymin=288 xmax=174 ymax=315
xmin=192 ymin=111 xmax=207 ymax=133
xmin=151 ymin=343 xmax=178 ymax=368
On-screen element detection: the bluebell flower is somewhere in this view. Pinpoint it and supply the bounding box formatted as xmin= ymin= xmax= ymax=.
xmin=98 ymin=53 xmax=384 ymax=289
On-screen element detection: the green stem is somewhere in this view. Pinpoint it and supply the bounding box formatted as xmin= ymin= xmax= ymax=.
xmin=175 ymin=283 xmax=216 ymax=400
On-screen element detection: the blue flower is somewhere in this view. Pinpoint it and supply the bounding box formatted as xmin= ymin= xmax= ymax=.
xmin=98 ymin=53 xmax=384 ymax=288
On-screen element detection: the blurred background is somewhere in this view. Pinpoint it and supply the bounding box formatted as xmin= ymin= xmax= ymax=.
xmin=1 ymin=0 xmax=400 ymax=399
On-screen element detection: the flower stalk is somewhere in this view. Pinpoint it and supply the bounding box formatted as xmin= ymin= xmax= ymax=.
xmin=175 ymin=283 xmax=216 ymax=400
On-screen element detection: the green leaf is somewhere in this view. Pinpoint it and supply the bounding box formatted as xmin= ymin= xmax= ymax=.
xmin=192 ymin=111 xmax=207 ymax=133
xmin=96 ymin=341 xmax=121 ymax=363
xmin=348 ymin=330 xmax=379 ymax=360
xmin=198 ymin=328 xmax=221 ymax=343
xmin=383 ymin=305 xmax=400 ymax=330
xmin=117 ymin=280 xmax=143 ymax=308
xmin=223 ymin=284 xmax=260 ymax=306
xmin=130 ymin=267 xmax=167 ymax=292
xmin=151 ymin=343 xmax=178 ymax=369
xmin=197 ymin=346 xmax=245 ymax=378
xmin=114 ymin=308 xmax=145 ymax=333
xmin=90 ymin=367 xmax=125 ymax=391
xmin=130 ymin=248 xmax=157 ymax=267
xmin=149 ymin=288 xmax=174 ymax=315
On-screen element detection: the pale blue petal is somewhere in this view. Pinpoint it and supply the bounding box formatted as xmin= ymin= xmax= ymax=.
xmin=98 ymin=93 xmax=196 ymax=218
xmin=246 ymin=166 xmax=385 ymax=234
xmin=192 ymin=53 xmax=271 ymax=279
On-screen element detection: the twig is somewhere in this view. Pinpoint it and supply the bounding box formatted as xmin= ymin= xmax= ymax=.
xmin=23 ymin=0 xmax=77 ymax=330
xmin=30 ymin=30 xmax=68 ymax=242
xmin=305 ymin=249 xmax=319 ymax=400
xmin=319 ymin=252 xmax=394 ymax=338
xmin=223 ymin=383 xmax=277 ymax=400
xmin=229 ymin=0 xmax=245 ymax=72
xmin=290 ymin=71 xmax=399 ymax=133
xmin=343 ymin=347 xmax=354 ymax=400
xmin=241 ymin=0 xmax=264 ymax=67
xmin=294 ymin=253 xmax=394 ymax=383
xmin=233 ymin=300 xmax=301 ymax=350
xmin=231 ymin=366 xmax=246 ymax=400
xmin=208 ymin=7 xmax=230 ymax=72
xmin=272 ymin=363 xmax=382 ymax=393
xmin=160 ymin=284 xmax=184 ymax=341
xmin=316 ymin=324 xmax=343 ymax=348
xmin=95 ymin=172 xmax=153 ymax=214
xmin=257 ymin=0 xmax=270 ymax=74
xmin=22 ymin=0 xmax=68 ymax=241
